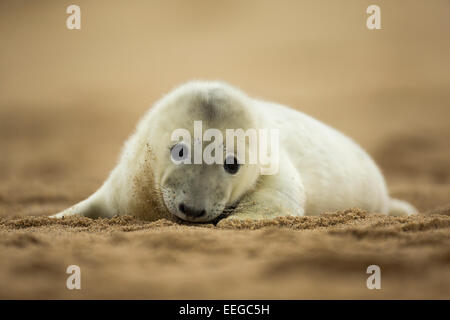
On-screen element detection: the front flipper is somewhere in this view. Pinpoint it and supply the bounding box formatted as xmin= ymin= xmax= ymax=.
xmin=222 ymin=155 xmax=305 ymax=221
xmin=51 ymin=190 xmax=115 ymax=219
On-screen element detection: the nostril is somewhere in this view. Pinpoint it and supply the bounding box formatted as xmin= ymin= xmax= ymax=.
xmin=178 ymin=203 xmax=206 ymax=218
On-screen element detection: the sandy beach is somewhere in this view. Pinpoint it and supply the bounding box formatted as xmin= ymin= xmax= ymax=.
xmin=0 ymin=0 xmax=449 ymax=299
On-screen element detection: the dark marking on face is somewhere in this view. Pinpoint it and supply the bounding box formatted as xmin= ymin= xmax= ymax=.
xmin=198 ymin=88 xmax=228 ymax=121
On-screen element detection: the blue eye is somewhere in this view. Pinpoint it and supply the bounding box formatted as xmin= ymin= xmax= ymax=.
xmin=224 ymin=155 xmax=239 ymax=174
xmin=170 ymin=143 xmax=189 ymax=163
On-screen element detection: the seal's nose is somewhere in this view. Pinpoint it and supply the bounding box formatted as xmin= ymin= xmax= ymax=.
xmin=179 ymin=203 xmax=206 ymax=218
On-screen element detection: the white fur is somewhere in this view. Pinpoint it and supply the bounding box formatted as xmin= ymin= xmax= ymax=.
xmin=52 ymin=81 xmax=417 ymax=221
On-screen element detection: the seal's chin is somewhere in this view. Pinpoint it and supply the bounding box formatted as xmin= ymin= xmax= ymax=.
xmin=172 ymin=211 xmax=213 ymax=223
xmin=174 ymin=203 xmax=237 ymax=224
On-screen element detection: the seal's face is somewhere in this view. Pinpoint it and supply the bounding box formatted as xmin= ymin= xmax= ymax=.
xmin=150 ymin=82 xmax=260 ymax=222
xmin=159 ymin=126 xmax=260 ymax=223
xmin=161 ymin=149 xmax=244 ymax=222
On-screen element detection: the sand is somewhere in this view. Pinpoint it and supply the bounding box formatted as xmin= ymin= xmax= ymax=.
xmin=1 ymin=209 xmax=449 ymax=299
xmin=0 ymin=1 xmax=449 ymax=299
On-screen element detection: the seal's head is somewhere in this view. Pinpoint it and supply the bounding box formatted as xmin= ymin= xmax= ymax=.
xmin=146 ymin=81 xmax=261 ymax=222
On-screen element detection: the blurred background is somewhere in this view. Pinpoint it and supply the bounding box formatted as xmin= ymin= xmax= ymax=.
xmin=0 ymin=0 xmax=449 ymax=214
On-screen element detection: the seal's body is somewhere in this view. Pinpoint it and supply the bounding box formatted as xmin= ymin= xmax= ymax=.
xmin=53 ymin=81 xmax=417 ymax=222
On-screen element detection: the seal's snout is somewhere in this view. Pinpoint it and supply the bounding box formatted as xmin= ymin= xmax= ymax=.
xmin=178 ymin=203 xmax=206 ymax=218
